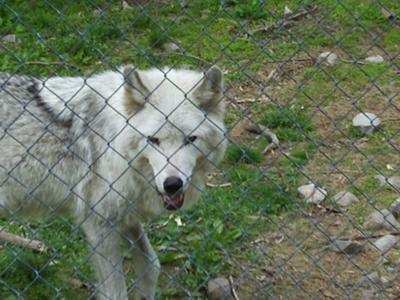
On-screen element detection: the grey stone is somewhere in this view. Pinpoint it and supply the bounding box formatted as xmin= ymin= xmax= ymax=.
xmin=329 ymin=239 xmax=363 ymax=255
xmin=284 ymin=6 xmax=293 ymax=16
xmin=375 ymin=175 xmax=400 ymax=190
xmin=207 ymin=277 xmax=231 ymax=300
xmin=352 ymin=112 xmax=381 ymax=134
xmin=317 ymin=51 xmax=338 ymax=65
xmin=122 ymin=1 xmax=131 ymax=9
xmin=373 ymin=235 xmax=399 ymax=254
xmin=2 ymin=34 xmax=17 ymax=43
xmin=363 ymin=209 xmax=400 ymax=231
xmin=389 ymin=198 xmax=400 ymax=218
xmin=365 ymin=55 xmax=384 ymax=64
xmin=333 ymin=191 xmax=359 ymax=207
xmin=298 ymin=183 xmax=327 ymax=204
xmin=361 ymin=289 xmax=375 ymax=299
xmin=364 ymin=272 xmax=381 ymax=285
xmin=163 ymin=42 xmax=180 ymax=53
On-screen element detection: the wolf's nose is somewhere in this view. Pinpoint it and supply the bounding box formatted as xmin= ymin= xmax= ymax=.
xmin=163 ymin=176 xmax=183 ymax=194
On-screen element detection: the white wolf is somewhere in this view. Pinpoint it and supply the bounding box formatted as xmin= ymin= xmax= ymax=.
xmin=0 ymin=65 xmax=226 ymax=299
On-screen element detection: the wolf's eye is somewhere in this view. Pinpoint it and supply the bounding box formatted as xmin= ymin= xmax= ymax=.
xmin=184 ymin=136 xmax=197 ymax=145
xmin=147 ymin=136 xmax=160 ymax=146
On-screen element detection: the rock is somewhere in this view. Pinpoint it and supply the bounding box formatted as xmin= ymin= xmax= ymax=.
xmin=364 ymin=272 xmax=381 ymax=285
xmin=361 ymin=289 xmax=375 ymax=299
xmin=284 ymin=5 xmax=293 ymax=16
xmin=298 ymin=183 xmax=327 ymax=204
xmin=381 ymin=8 xmax=395 ymax=20
xmin=352 ymin=112 xmax=381 ymax=134
xmin=163 ymin=42 xmax=180 ymax=53
xmin=389 ymin=198 xmax=400 ymax=218
xmin=2 ymin=34 xmax=17 ymax=43
xmin=373 ymin=235 xmax=399 ymax=254
xmin=388 ymin=176 xmax=400 ymax=190
xmin=365 ymin=55 xmax=384 ymax=64
xmin=333 ymin=191 xmax=359 ymax=207
xmin=329 ymin=239 xmax=363 ymax=255
xmin=207 ymin=277 xmax=231 ymax=300
xmin=122 ymin=1 xmax=131 ymax=9
xmin=375 ymin=175 xmax=387 ymax=186
xmin=375 ymin=175 xmax=400 ymax=190
xmin=317 ymin=51 xmax=338 ymax=65
xmin=363 ymin=209 xmax=400 ymax=231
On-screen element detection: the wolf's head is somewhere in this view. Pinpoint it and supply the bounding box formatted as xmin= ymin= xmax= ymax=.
xmin=123 ymin=66 xmax=226 ymax=212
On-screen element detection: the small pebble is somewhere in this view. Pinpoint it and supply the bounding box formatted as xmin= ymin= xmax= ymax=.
xmin=365 ymin=55 xmax=384 ymax=64
xmin=389 ymin=198 xmax=400 ymax=218
xmin=163 ymin=42 xmax=180 ymax=53
xmin=329 ymin=239 xmax=363 ymax=255
xmin=298 ymin=183 xmax=327 ymax=204
xmin=2 ymin=34 xmax=17 ymax=43
xmin=333 ymin=191 xmax=359 ymax=207
xmin=284 ymin=6 xmax=293 ymax=16
xmin=317 ymin=51 xmax=338 ymax=65
xmin=207 ymin=277 xmax=231 ymax=300
xmin=363 ymin=209 xmax=400 ymax=231
xmin=352 ymin=112 xmax=381 ymax=134
xmin=375 ymin=175 xmax=400 ymax=190
xmin=373 ymin=235 xmax=399 ymax=254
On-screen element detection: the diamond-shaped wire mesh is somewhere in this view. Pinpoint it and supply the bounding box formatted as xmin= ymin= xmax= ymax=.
xmin=0 ymin=0 xmax=399 ymax=299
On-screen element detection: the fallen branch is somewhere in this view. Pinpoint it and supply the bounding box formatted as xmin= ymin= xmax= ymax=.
xmin=235 ymin=96 xmax=270 ymax=104
xmin=342 ymin=231 xmax=400 ymax=242
xmin=0 ymin=230 xmax=48 ymax=253
xmin=264 ymin=68 xmax=279 ymax=86
xmin=243 ymin=122 xmax=280 ymax=154
xmin=25 ymin=61 xmax=65 ymax=66
xmin=248 ymin=6 xmax=317 ymax=36
xmin=206 ymin=182 xmax=232 ymax=188
xmin=229 ymin=276 xmax=240 ymax=300
xmin=340 ymin=59 xmax=366 ymax=65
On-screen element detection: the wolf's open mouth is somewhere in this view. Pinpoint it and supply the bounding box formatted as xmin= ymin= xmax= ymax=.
xmin=163 ymin=193 xmax=184 ymax=210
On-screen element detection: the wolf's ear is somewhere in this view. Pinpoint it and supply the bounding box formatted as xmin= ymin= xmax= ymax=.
xmin=192 ymin=66 xmax=224 ymax=115
xmin=123 ymin=65 xmax=150 ymax=113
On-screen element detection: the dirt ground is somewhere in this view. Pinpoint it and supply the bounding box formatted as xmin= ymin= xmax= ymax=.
xmin=226 ymin=58 xmax=400 ymax=299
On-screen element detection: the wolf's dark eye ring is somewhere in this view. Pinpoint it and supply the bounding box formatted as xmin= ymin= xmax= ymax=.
xmin=184 ymin=136 xmax=197 ymax=145
xmin=147 ymin=136 xmax=160 ymax=146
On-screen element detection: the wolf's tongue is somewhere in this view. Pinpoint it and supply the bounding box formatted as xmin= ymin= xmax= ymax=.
xmin=164 ymin=194 xmax=184 ymax=210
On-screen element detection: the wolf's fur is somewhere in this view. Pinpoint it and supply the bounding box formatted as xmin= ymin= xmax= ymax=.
xmin=0 ymin=66 xmax=226 ymax=299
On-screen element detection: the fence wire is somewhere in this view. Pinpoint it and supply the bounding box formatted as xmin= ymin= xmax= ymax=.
xmin=0 ymin=0 xmax=399 ymax=299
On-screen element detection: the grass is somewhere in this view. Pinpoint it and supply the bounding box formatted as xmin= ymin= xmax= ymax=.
xmin=0 ymin=0 xmax=399 ymax=298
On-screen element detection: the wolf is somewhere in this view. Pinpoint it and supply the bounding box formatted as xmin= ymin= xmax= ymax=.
xmin=0 ymin=65 xmax=226 ymax=299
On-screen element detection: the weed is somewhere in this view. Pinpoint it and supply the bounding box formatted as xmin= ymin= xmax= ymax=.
xmin=225 ymin=144 xmax=263 ymax=164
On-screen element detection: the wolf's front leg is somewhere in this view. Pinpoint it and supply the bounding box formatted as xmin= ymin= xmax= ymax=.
xmin=124 ymin=223 xmax=160 ymax=300
xmin=82 ymin=218 xmax=128 ymax=300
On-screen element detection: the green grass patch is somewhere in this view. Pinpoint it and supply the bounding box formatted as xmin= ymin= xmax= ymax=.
xmin=259 ymin=105 xmax=313 ymax=142
xmin=225 ymin=144 xmax=263 ymax=164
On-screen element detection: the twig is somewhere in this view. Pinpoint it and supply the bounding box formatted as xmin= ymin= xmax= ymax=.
xmin=24 ymin=61 xmax=66 ymax=66
xmin=235 ymin=96 xmax=270 ymax=104
xmin=229 ymin=276 xmax=240 ymax=300
xmin=243 ymin=122 xmax=280 ymax=154
xmin=264 ymin=68 xmax=279 ymax=86
xmin=249 ymin=20 xmax=295 ymax=36
xmin=206 ymin=182 xmax=232 ymax=188
xmin=248 ymin=6 xmax=316 ymax=36
xmin=340 ymin=59 xmax=366 ymax=65
xmin=0 ymin=230 xmax=48 ymax=253
xmin=343 ymin=231 xmax=400 ymax=241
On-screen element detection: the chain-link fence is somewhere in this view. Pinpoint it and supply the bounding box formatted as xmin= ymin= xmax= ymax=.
xmin=0 ymin=0 xmax=399 ymax=299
